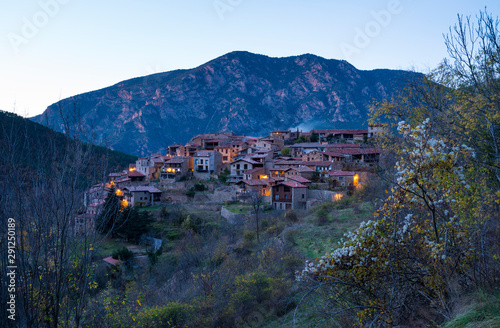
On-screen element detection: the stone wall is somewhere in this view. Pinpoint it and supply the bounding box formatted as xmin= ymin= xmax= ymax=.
xmin=220 ymin=207 xmax=246 ymax=225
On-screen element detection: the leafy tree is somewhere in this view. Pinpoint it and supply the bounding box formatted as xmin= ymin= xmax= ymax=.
xmin=280 ymin=147 xmax=291 ymax=156
xmin=298 ymin=119 xmax=493 ymax=326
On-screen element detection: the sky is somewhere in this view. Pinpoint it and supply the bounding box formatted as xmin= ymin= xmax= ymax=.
xmin=1 ymin=0 xmax=499 ymax=117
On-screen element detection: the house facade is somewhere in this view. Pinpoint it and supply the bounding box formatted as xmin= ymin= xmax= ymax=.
xmin=271 ymin=182 xmax=307 ymax=210
xmin=123 ymin=186 xmax=162 ymax=207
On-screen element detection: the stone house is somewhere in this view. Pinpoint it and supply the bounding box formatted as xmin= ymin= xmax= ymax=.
xmin=193 ymin=150 xmax=223 ymax=180
xmin=230 ymin=158 xmax=261 ymax=183
xmin=271 ymin=182 xmax=307 ymax=210
xmin=123 ymin=186 xmax=162 ymax=207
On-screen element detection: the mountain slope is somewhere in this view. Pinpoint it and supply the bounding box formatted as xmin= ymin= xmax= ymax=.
xmin=0 ymin=110 xmax=137 ymax=182
xmin=33 ymin=51 xmax=423 ymax=156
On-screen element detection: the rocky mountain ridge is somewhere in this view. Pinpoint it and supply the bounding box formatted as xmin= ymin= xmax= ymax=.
xmin=33 ymin=51 xmax=423 ymax=156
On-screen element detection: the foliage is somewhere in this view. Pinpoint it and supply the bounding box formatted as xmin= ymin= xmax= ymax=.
xmin=111 ymin=247 xmax=134 ymax=262
xmin=298 ymin=119 xmax=497 ymax=326
xmin=95 ymin=186 xmax=121 ymax=234
xmin=115 ymin=206 xmax=154 ymax=243
xmin=280 ymin=147 xmax=291 ymax=156
xmin=193 ymin=183 xmax=207 ymax=191
xmin=218 ymin=168 xmax=230 ymax=184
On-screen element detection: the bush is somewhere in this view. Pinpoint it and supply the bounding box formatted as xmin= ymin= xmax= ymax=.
xmin=194 ymin=183 xmax=206 ymax=191
xmin=316 ymin=208 xmax=329 ymax=226
xmin=284 ymin=210 xmax=298 ymax=223
xmin=134 ymin=303 xmax=194 ymax=328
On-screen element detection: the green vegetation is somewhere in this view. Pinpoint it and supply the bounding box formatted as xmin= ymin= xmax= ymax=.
xmin=444 ymin=291 xmax=500 ymax=328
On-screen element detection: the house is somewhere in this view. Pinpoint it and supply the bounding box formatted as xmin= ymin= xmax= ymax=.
xmin=301 ymin=150 xmax=328 ymax=162
xmin=230 ymin=158 xmax=261 ymax=183
xmin=193 ymin=150 xmax=223 ymax=179
xmin=333 ymin=148 xmax=382 ymax=164
xmin=271 ymin=182 xmax=308 ymax=210
xmin=160 ymin=157 xmax=192 ymax=182
xmin=128 ymin=169 xmax=146 ymax=182
xmin=269 ymin=167 xmax=290 ymax=178
xmin=255 ymin=139 xmax=281 ymax=151
xmin=178 ymin=144 xmax=199 ymax=157
xmin=284 ymin=166 xmax=315 ymax=180
xmin=167 ymin=144 xmax=182 ymax=156
xmin=273 ymin=160 xmax=306 ymax=168
xmin=243 ymin=167 xmax=267 ymax=180
xmin=215 ymin=145 xmax=233 ymax=163
xmin=123 ymin=186 xmax=162 ymax=207
xmin=329 ymin=171 xmax=359 ymax=187
xmin=235 ymin=179 xmax=271 ymax=196
xmin=304 ymin=161 xmax=334 ymax=177
xmin=368 ymin=123 xmax=388 ymax=137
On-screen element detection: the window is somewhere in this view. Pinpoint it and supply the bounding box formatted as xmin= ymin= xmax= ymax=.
xmin=284 ymin=186 xmax=291 ymax=192
xmin=285 ymin=195 xmax=287 ymax=200
xmin=302 ymin=194 xmax=305 ymax=198
xmin=244 ymin=164 xmax=248 ymax=169
xmin=237 ymin=164 xmax=240 ymax=169
xmin=275 ymin=195 xmax=279 ymax=200
xmin=339 ymin=176 xmax=345 ymax=181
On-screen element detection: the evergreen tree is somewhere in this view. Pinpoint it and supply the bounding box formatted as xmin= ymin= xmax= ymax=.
xmin=115 ymin=206 xmax=154 ymax=243
xmin=95 ymin=186 xmax=121 ymax=234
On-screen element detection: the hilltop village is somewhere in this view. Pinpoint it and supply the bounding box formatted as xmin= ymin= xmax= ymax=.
xmin=77 ymin=125 xmax=386 ymax=234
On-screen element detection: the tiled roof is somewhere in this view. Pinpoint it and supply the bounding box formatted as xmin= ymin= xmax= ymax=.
xmin=289 ymin=166 xmax=314 ymax=172
xmin=333 ymin=148 xmax=382 ymax=155
xmin=274 ymin=181 xmax=307 ymax=188
xmin=305 ymin=161 xmax=333 ymax=166
xmin=232 ymin=157 xmax=259 ymax=165
xmin=245 ymin=167 xmax=265 ymax=174
xmin=103 ymin=257 xmax=121 ymax=266
xmin=329 ymin=170 xmax=356 ymax=176
xmin=128 ymin=170 xmax=146 ymax=178
xmin=274 ymin=160 xmax=306 ymax=165
xmin=237 ymin=179 xmax=269 ymax=186
xmin=124 ymin=186 xmax=162 ymax=193
xmin=287 ymin=176 xmax=312 ymax=183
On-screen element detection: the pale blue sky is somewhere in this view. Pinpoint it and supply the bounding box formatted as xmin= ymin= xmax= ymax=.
xmin=1 ymin=0 xmax=498 ymax=116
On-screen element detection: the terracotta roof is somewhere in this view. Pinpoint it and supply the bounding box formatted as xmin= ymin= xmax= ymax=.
xmin=124 ymin=186 xmax=162 ymax=193
xmin=325 ymin=143 xmax=361 ymax=149
xmin=323 ymin=151 xmax=346 ymax=157
xmin=128 ymin=170 xmax=146 ymax=178
xmin=289 ymin=166 xmax=314 ymax=172
xmin=237 ymin=179 xmax=269 ymax=186
xmin=287 ymin=176 xmax=312 ymax=183
xmin=245 ymin=167 xmax=265 ymax=174
xmin=166 ymin=157 xmax=189 ymax=164
xmin=274 ymin=160 xmax=306 ymax=166
xmin=290 ymin=142 xmax=325 ymax=148
xmin=232 ymin=157 xmax=259 ymax=165
xmin=333 ymin=148 xmax=382 ymax=155
xmin=274 ymin=182 xmax=307 ymax=188
xmin=115 ymin=178 xmax=131 ymax=183
xmin=103 ymin=257 xmax=121 ymax=266
xmin=329 ymin=170 xmax=356 ymax=176
xmin=305 ymin=161 xmax=333 ymax=166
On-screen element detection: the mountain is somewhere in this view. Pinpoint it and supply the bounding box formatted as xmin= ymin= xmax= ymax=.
xmin=0 ymin=110 xmax=137 ymax=181
xmin=32 ymin=51 xmax=423 ymax=156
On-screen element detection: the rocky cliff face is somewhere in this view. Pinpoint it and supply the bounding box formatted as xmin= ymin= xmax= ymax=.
xmin=33 ymin=51 xmax=422 ymax=156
